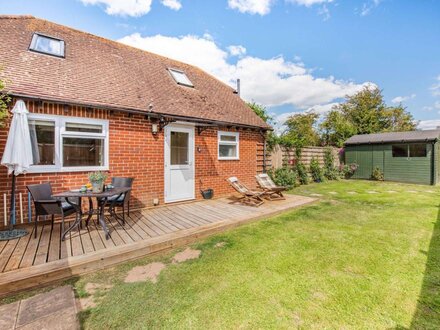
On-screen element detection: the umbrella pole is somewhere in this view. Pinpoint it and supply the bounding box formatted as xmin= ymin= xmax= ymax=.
xmin=8 ymin=171 xmax=16 ymax=231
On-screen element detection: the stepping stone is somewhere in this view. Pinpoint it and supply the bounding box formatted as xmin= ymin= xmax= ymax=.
xmin=366 ymin=191 xmax=378 ymax=194
xmin=386 ymin=190 xmax=398 ymax=193
xmin=215 ymin=242 xmax=226 ymax=248
xmin=77 ymin=296 xmax=97 ymax=311
xmin=124 ymin=262 xmax=166 ymax=283
xmin=309 ymin=193 xmax=323 ymax=197
xmin=84 ymin=282 xmax=113 ymax=295
xmin=0 ymin=286 xmax=78 ymax=330
xmin=347 ymin=191 xmax=357 ymax=195
xmin=407 ymin=190 xmax=418 ymax=193
xmin=425 ymin=190 xmax=435 ymax=193
xmin=172 ymin=248 xmax=201 ymax=263
xmin=0 ymin=301 xmax=19 ymax=330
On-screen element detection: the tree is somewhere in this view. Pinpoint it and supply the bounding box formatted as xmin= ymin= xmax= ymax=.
xmin=0 ymin=74 xmax=10 ymax=127
xmin=320 ymin=109 xmax=356 ymax=147
xmin=320 ymin=86 xmax=416 ymax=146
xmin=247 ymin=102 xmax=278 ymax=151
xmin=281 ymin=112 xmax=320 ymax=148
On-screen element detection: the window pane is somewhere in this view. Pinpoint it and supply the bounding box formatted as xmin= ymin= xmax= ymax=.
xmin=169 ymin=69 xmax=193 ymax=87
xmin=66 ymin=122 xmax=102 ymax=133
xmin=63 ymin=138 xmax=104 ymax=167
xmin=219 ymin=144 xmax=237 ymax=158
xmin=220 ymin=135 xmax=236 ymax=142
xmin=392 ymin=145 xmax=408 ymax=157
xmin=28 ymin=120 xmax=55 ymax=165
xmin=170 ymin=131 xmax=189 ymax=165
xmin=409 ymin=144 xmax=427 ymax=157
xmin=31 ymin=35 xmax=64 ymax=56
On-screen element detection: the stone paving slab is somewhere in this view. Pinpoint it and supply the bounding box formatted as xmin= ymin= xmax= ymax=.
xmin=0 ymin=286 xmax=78 ymax=330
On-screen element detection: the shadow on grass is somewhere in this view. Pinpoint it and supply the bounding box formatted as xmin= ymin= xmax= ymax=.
xmin=409 ymin=204 xmax=440 ymax=329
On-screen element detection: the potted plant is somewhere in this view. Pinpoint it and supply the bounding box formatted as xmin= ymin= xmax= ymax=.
xmin=88 ymin=171 xmax=108 ymax=193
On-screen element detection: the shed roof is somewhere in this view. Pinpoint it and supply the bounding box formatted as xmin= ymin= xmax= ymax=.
xmin=0 ymin=15 xmax=270 ymax=129
xmin=344 ymin=130 xmax=440 ymax=145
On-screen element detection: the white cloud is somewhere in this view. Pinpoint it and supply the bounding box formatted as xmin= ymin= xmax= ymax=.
xmin=228 ymin=45 xmax=247 ymax=57
xmin=391 ymin=93 xmax=416 ymax=104
xmin=431 ymin=75 xmax=440 ymax=97
xmin=118 ymin=32 xmax=373 ymax=113
xmin=317 ymin=4 xmax=331 ymax=20
xmin=227 ymin=0 xmax=273 ymax=15
xmin=161 ymin=0 xmax=182 ymax=10
xmin=286 ymin=0 xmax=333 ymax=7
xmin=417 ymin=119 xmax=440 ymax=130
xmin=80 ymin=0 xmax=152 ymax=16
xmin=359 ymin=0 xmax=382 ymax=16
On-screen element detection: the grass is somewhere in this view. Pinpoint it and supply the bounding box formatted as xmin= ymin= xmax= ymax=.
xmin=8 ymin=180 xmax=440 ymax=328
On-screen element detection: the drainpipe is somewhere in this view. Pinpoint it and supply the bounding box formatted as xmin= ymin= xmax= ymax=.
xmin=236 ymin=79 xmax=241 ymax=97
xmin=263 ymin=137 xmax=267 ymax=173
xmin=431 ymin=141 xmax=436 ymax=185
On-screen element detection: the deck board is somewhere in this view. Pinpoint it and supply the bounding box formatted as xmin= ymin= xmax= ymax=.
xmin=0 ymin=195 xmax=316 ymax=297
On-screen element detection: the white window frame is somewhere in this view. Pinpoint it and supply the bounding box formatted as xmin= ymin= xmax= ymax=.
xmin=168 ymin=68 xmax=194 ymax=87
xmin=27 ymin=113 xmax=109 ymax=173
xmin=218 ymin=131 xmax=239 ymax=160
xmin=29 ymin=33 xmax=65 ymax=58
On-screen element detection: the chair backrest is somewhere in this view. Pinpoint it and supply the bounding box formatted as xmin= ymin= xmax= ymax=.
xmin=112 ymin=177 xmax=134 ymax=188
xmin=27 ymin=183 xmax=53 ymax=201
xmin=256 ymin=173 xmax=277 ymax=189
xmin=111 ymin=177 xmax=134 ymax=203
xmin=227 ymin=177 xmax=250 ymax=195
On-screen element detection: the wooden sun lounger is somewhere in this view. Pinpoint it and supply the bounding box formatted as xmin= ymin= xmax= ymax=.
xmin=255 ymin=173 xmax=287 ymax=200
xmin=227 ymin=177 xmax=265 ymax=207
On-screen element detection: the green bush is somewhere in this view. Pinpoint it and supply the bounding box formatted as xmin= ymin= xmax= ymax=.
xmin=339 ymin=163 xmax=359 ymax=179
xmin=323 ymin=147 xmax=339 ymax=180
xmin=310 ymin=157 xmax=325 ymax=183
xmin=267 ymin=167 xmax=298 ymax=189
xmin=371 ymin=166 xmax=384 ymax=181
xmin=295 ymin=162 xmax=309 ymax=185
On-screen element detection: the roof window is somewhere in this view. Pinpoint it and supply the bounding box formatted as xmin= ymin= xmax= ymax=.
xmin=29 ymin=33 xmax=65 ymax=58
xmin=168 ymin=68 xmax=193 ymax=87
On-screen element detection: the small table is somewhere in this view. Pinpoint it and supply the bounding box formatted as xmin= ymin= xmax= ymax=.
xmin=52 ymin=187 xmax=131 ymax=240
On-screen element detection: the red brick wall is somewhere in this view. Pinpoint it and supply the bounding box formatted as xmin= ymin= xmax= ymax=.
xmin=0 ymin=99 xmax=262 ymax=225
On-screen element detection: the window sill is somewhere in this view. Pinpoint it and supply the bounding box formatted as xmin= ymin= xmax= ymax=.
xmin=218 ymin=158 xmax=240 ymax=161
xmin=26 ymin=166 xmax=109 ymax=174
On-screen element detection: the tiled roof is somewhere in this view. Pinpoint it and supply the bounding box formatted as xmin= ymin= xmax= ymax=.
xmin=0 ymin=15 xmax=270 ymax=129
xmin=344 ymin=130 xmax=440 ymax=145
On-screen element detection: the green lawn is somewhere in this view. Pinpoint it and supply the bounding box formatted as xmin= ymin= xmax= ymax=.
xmin=47 ymin=181 xmax=440 ymax=328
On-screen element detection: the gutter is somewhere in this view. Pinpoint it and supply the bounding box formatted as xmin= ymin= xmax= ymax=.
xmin=9 ymin=93 xmax=271 ymax=132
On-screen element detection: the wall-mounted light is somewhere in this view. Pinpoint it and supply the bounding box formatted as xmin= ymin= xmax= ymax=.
xmin=152 ymin=122 xmax=158 ymax=135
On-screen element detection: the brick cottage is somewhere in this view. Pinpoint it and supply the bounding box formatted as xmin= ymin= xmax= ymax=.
xmin=0 ymin=15 xmax=271 ymax=224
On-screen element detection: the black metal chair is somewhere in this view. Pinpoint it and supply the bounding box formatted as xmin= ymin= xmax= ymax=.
xmin=106 ymin=177 xmax=134 ymax=224
xmin=27 ymin=183 xmax=78 ymax=238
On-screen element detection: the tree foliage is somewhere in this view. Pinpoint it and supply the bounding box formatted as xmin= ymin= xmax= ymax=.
xmin=320 ymin=86 xmax=416 ymax=147
xmin=247 ymin=102 xmax=278 ymax=151
xmin=0 ymin=74 xmax=10 ymax=127
xmin=281 ymin=112 xmax=320 ymax=148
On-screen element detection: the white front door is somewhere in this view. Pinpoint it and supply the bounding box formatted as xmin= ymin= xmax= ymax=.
xmin=164 ymin=124 xmax=195 ymax=203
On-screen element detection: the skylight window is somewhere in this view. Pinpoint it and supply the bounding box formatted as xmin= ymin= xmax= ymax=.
xmin=168 ymin=68 xmax=194 ymax=87
xmin=29 ymin=33 xmax=65 ymax=58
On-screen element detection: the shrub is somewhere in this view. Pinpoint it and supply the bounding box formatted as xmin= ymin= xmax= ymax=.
xmin=323 ymin=147 xmax=339 ymax=180
xmin=268 ymin=167 xmax=298 ymax=189
xmin=339 ymin=163 xmax=359 ymax=179
xmin=295 ymin=162 xmax=309 ymax=185
xmin=310 ymin=157 xmax=325 ymax=183
xmin=371 ymin=166 xmax=384 ymax=181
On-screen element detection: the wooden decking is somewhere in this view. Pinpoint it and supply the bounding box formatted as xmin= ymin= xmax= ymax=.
xmin=0 ymin=195 xmax=315 ymax=296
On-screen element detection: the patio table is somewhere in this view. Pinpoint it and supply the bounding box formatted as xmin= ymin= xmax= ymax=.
xmin=52 ymin=187 xmax=131 ymax=240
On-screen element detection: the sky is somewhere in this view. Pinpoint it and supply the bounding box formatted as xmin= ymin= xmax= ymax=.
xmin=1 ymin=0 xmax=440 ymax=130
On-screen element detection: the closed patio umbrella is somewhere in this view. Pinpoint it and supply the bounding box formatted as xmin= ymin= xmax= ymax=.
xmin=0 ymin=100 xmax=33 ymax=240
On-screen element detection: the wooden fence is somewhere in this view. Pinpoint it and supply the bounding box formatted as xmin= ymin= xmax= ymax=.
xmin=269 ymin=145 xmax=341 ymax=170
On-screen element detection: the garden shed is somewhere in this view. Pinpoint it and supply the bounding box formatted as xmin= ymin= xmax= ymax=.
xmin=344 ymin=130 xmax=440 ymax=185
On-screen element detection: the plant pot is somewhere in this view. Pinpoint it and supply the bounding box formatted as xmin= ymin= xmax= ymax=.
xmin=91 ymin=181 xmax=104 ymax=193
xmin=201 ymin=189 xmax=214 ymax=199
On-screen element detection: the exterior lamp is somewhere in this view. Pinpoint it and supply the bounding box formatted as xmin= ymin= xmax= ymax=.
xmin=152 ymin=122 xmax=158 ymax=135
